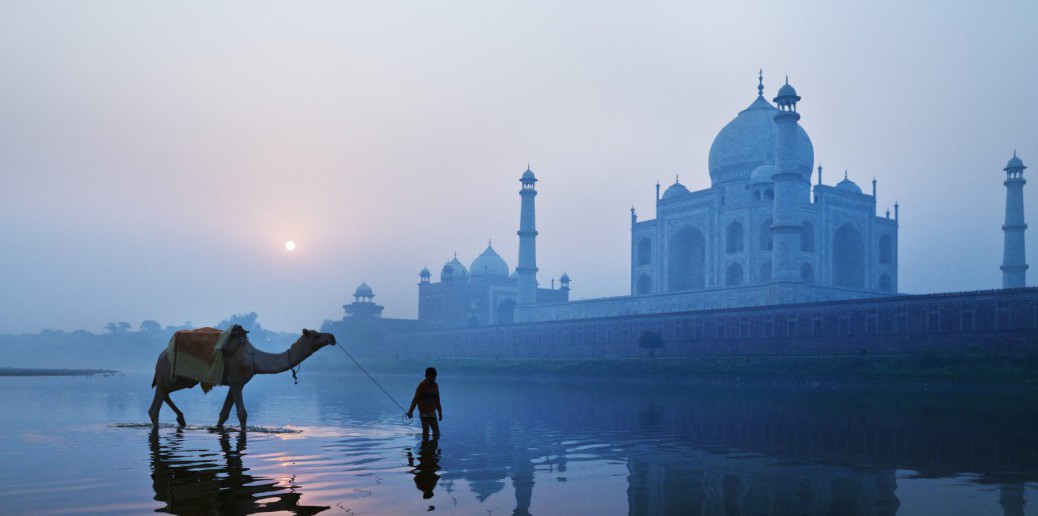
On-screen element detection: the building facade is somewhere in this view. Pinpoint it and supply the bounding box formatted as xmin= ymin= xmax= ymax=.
xmin=516 ymin=74 xmax=900 ymax=324
xmin=633 ymin=77 xmax=897 ymax=296
xmin=335 ymin=73 xmax=1031 ymax=335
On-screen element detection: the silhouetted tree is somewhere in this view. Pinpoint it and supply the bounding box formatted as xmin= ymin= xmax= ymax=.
xmin=105 ymin=322 xmax=132 ymax=334
xmin=139 ymin=320 xmax=162 ymax=333
xmin=638 ymin=330 xmax=664 ymax=358
xmin=218 ymin=312 xmax=261 ymax=333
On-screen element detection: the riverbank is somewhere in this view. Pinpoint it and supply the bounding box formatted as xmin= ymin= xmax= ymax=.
xmin=0 ymin=367 xmax=120 ymax=377
xmin=330 ymin=351 xmax=1038 ymax=384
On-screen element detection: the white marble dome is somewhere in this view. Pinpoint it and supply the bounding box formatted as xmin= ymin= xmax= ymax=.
xmin=750 ymin=162 xmax=777 ymax=184
xmin=708 ymin=94 xmax=814 ymax=186
xmin=662 ymin=181 xmax=690 ymax=200
xmin=470 ymin=243 xmax=509 ymax=277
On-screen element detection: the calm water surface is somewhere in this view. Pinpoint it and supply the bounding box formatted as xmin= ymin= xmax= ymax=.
xmin=0 ymin=371 xmax=1036 ymax=515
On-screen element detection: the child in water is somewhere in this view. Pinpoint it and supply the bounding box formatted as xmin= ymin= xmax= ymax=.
xmin=406 ymin=367 xmax=442 ymax=440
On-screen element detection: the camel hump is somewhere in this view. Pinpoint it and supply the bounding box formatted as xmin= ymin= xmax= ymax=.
xmin=221 ymin=335 xmax=242 ymax=355
xmin=220 ymin=324 xmax=248 ymax=355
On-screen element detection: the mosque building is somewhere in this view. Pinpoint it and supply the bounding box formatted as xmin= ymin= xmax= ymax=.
xmin=415 ymin=167 xmax=571 ymax=328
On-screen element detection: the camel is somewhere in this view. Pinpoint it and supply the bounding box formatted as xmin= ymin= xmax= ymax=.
xmin=149 ymin=326 xmax=337 ymax=429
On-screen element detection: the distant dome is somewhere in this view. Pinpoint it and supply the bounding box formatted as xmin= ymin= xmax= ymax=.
xmin=750 ymin=162 xmax=777 ymax=184
xmin=470 ymin=244 xmax=509 ymax=277
xmin=662 ymin=181 xmax=690 ymax=200
xmin=440 ymin=257 xmax=468 ymax=281
xmin=836 ymin=175 xmax=862 ymax=193
xmin=708 ymin=93 xmax=814 ymax=185
xmin=560 ymin=272 xmax=570 ymax=282
xmin=521 ymin=167 xmax=537 ymax=182
xmin=354 ymin=282 xmax=374 ymax=298
xmin=1006 ymin=152 xmax=1026 ymax=170
xmin=419 ymin=266 xmax=430 ymax=277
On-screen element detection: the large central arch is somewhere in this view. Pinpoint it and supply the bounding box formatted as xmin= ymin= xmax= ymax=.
xmin=496 ymin=299 xmax=516 ymax=325
xmin=832 ymin=224 xmax=865 ymax=289
xmin=668 ymin=225 xmax=706 ymax=292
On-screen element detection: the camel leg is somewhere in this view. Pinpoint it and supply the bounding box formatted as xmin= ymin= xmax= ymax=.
xmin=231 ymin=385 xmax=247 ymax=430
xmin=149 ymin=388 xmax=165 ymax=427
xmin=163 ymin=394 xmax=187 ymax=427
xmin=217 ymin=390 xmax=235 ymax=428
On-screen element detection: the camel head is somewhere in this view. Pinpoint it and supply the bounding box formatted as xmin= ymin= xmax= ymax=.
xmin=298 ymin=328 xmax=337 ymax=352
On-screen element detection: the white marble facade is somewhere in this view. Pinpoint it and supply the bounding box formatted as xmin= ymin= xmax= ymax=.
xmin=630 ymin=76 xmax=898 ymax=301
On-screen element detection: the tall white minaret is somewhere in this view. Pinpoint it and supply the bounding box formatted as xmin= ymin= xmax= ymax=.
xmin=771 ymin=76 xmax=807 ymax=281
xmin=516 ymin=166 xmax=539 ymax=305
xmin=1001 ymin=151 xmax=1028 ymax=288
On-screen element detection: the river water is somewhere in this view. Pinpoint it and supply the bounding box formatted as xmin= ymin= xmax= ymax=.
xmin=0 ymin=371 xmax=1036 ymax=515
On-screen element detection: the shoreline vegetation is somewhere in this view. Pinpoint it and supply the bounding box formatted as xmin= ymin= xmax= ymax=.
xmin=329 ymin=352 xmax=1038 ymax=385
xmin=0 ymin=367 xmax=120 ymax=377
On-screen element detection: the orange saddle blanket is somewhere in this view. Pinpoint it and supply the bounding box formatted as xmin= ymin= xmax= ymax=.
xmin=167 ymin=327 xmax=227 ymax=393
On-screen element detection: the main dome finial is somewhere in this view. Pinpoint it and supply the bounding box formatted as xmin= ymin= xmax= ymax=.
xmin=757 ymin=69 xmax=764 ymax=97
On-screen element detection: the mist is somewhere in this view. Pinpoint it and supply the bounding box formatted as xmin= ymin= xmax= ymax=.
xmin=1 ymin=1 xmax=1036 ymax=334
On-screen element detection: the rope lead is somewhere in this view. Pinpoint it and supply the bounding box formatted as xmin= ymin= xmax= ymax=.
xmin=335 ymin=342 xmax=408 ymax=414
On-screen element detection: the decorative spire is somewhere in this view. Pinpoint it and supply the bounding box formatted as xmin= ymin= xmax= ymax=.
xmin=675 ymin=174 xmax=680 ymax=184
xmin=844 ymin=170 xmax=848 ymax=180
xmin=817 ymin=163 xmax=823 ymax=185
xmin=785 ymin=75 xmax=789 ymax=84
xmin=757 ymin=69 xmax=764 ymax=97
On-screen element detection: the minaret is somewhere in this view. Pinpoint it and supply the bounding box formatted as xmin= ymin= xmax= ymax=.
xmin=516 ymin=166 xmax=539 ymax=305
xmin=1002 ymin=151 xmax=1028 ymax=288
xmin=770 ymin=77 xmax=806 ymax=281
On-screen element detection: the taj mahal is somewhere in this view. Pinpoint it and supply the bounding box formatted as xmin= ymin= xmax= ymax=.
xmin=329 ymin=73 xmax=1028 ymax=332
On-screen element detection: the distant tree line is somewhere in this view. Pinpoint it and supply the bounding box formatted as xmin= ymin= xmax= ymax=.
xmin=0 ymin=312 xmax=298 ymax=371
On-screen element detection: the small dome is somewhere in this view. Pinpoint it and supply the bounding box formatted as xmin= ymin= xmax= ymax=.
xmin=836 ymin=175 xmax=862 ymax=193
xmin=750 ymin=162 xmax=777 ymax=184
xmin=1006 ymin=152 xmax=1026 ymax=171
xmin=560 ymin=272 xmax=570 ymax=282
xmin=521 ymin=167 xmax=537 ymax=182
xmin=662 ymin=181 xmax=690 ymax=200
xmin=470 ymin=244 xmax=509 ymax=277
xmin=354 ymin=282 xmax=374 ymax=298
xmin=419 ymin=266 xmax=431 ymax=277
xmin=777 ymin=81 xmax=798 ymax=99
xmin=440 ymin=257 xmax=467 ymax=281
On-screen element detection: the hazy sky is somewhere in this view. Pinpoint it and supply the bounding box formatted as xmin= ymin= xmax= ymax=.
xmin=2 ymin=1 xmax=1036 ymax=334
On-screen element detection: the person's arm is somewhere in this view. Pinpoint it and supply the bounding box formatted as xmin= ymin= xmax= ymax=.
xmin=436 ymin=389 xmax=443 ymax=421
xmin=406 ymin=385 xmax=420 ymax=417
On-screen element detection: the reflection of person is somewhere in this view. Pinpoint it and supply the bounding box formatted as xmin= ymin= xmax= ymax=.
xmin=406 ymin=440 xmax=442 ymax=501
xmin=406 ymin=367 xmax=443 ymax=440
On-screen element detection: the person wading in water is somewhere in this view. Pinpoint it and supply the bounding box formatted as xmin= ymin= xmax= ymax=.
xmin=406 ymin=367 xmax=442 ymax=440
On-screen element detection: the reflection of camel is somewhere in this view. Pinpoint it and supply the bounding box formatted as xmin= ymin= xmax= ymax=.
xmin=407 ymin=440 xmax=442 ymax=501
xmin=149 ymin=428 xmax=329 ymax=515
xmin=149 ymin=327 xmax=336 ymax=428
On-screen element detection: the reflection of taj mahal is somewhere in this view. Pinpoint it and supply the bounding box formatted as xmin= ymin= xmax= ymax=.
xmin=332 ymin=73 xmax=1028 ymax=330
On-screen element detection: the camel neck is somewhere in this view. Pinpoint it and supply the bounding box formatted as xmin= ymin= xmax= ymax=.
xmin=248 ymin=340 xmax=313 ymax=375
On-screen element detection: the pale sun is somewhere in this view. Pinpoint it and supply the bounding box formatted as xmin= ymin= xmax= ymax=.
xmin=285 ymin=241 xmax=296 ymax=252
